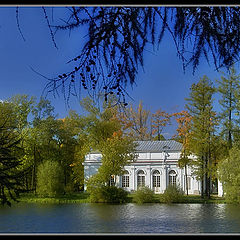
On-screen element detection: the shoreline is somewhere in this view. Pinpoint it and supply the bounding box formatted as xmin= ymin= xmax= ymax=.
xmin=16 ymin=192 xmax=227 ymax=205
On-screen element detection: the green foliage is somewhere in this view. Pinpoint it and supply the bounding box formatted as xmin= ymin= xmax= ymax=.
xmin=81 ymin=96 xmax=137 ymax=188
xmin=88 ymin=185 xmax=128 ymax=203
xmin=86 ymin=171 xmax=128 ymax=203
xmin=185 ymin=75 xmax=217 ymax=197
xmin=186 ymin=76 xmax=216 ymax=157
xmin=0 ymin=101 xmax=24 ymax=206
xmin=218 ymin=147 xmax=240 ymax=204
xmin=98 ymin=136 xmax=137 ymax=184
xmin=161 ymin=185 xmax=184 ymax=203
xmin=9 ymin=94 xmax=36 ymax=134
xmin=132 ymin=186 xmax=155 ymax=204
xmin=18 ymin=192 xmax=90 ymax=204
xmin=32 ymin=97 xmax=55 ymax=125
xmin=36 ymin=160 xmax=65 ymax=197
xmin=217 ymin=65 xmax=240 ymax=149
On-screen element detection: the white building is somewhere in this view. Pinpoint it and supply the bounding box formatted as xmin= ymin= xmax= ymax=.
xmin=83 ymin=140 xmax=206 ymax=194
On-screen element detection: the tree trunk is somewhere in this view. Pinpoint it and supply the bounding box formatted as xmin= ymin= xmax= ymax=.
xmin=31 ymin=165 xmax=35 ymax=191
xmin=201 ymin=156 xmax=204 ymax=198
xmin=185 ymin=165 xmax=188 ymax=195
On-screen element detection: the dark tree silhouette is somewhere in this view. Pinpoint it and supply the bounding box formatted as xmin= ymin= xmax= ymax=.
xmin=18 ymin=7 xmax=240 ymax=104
xmin=0 ymin=123 xmax=23 ymax=206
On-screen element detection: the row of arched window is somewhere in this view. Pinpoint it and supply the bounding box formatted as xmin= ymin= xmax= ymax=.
xmin=121 ymin=169 xmax=177 ymax=188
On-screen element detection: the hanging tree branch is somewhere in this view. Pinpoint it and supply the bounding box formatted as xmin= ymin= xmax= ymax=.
xmin=16 ymin=6 xmax=240 ymax=106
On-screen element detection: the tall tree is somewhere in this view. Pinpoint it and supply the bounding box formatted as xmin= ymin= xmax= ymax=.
xmin=151 ymin=109 xmax=171 ymax=141
xmin=217 ymin=65 xmax=240 ymax=149
xmin=8 ymin=95 xmax=36 ymax=191
xmin=9 ymin=94 xmax=35 ymax=138
xmin=173 ymin=110 xmax=192 ymax=195
xmin=185 ymin=76 xmax=217 ymax=199
xmin=121 ymin=101 xmax=150 ymax=140
xmin=78 ymin=96 xmax=137 ymax=188
xmin=0 ymin=101 xmax=24 ymax=206
xmin=23 ymin=97 xmax=56 ymax=192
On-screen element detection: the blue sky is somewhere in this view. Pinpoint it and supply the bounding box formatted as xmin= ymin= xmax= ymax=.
xmin=0 ymin=6 xmax=234 ymax=138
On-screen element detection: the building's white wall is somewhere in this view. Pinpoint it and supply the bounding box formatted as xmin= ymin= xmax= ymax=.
xmin=151 ymin=153 xmax=160 ymax=159
xmin=83 ymin=163 xmax=101 ymax=191
xmin=83 ymin=150 xmax=202 ymax=194
xmin=85 ymin=153 xmax=102 ymax=161
xmin=218 ymin=179 xmax=224 ymax=197
xmin=136 ymin=152 xmax=181 ymax=161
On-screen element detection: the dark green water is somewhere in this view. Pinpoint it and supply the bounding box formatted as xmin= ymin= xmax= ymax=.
xmin=0 ymin=203 xmax=240 ymax=234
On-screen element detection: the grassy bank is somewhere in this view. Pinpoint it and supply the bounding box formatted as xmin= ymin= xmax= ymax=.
xmin=18 ymin=192 xmax=90 ymax=204
xmin=127 ymin=193 xmax=227 ymax=204
xmin=17 ymin=192 xmax=226 ymax=204
xmin=181 ymin=194 xmax=227 ymax=204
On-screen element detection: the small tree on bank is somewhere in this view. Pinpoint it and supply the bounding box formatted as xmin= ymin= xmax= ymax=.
xmin=218 ymin=147 xmax=240 ymax=203
xmin=36 ymin=160 xmax=64 ymax=197
xmin=86 ymin=132 xmax=137 ymax=203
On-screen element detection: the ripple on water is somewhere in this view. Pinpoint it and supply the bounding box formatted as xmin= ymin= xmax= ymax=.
xmin=0 ymin=203 xmax=240 ymax=233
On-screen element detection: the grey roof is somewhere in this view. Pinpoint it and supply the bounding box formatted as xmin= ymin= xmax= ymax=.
xmin=134 ymin=140 xmax=182 ymax=152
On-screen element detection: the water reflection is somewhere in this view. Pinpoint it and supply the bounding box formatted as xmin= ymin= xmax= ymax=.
xmin=0 ymin=203 xmax=240 ymax=233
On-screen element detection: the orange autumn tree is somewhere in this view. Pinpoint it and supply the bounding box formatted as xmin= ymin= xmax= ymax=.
xmin=119 ymin=101 xmax=150 ymax=140
xmin=173 ymin=110 xmax=193 ymax=195
xmin=151 ymin=109 xmax=171 ymax=140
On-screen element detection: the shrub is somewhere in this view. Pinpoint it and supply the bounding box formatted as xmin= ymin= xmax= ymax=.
xmin=132 ymin=186 xmax=155 ymax=204
xmin=64 ymin=182 xmax=75 ymax=194
xmin=36 ymin=160 xmax=65 ymax=197
xmin=88 ymin=185 xmax=128 ymax=203
xmin=218 ymin=147 xmax=240 ymax=204
xmin=161 ymin=185 xmax=184 ymax=203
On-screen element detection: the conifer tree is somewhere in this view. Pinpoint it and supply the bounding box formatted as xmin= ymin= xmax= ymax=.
xmin=217 ymin=65 xmax=240 ymax=149
xmin=185 ymin=75 xmax=217 ymax=199
xmin=0 ymin=101 xmax=24 ymax=206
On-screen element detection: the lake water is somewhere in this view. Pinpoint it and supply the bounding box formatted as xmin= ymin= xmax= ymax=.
xmin=0 ymin=203 xmax=240 ymax=234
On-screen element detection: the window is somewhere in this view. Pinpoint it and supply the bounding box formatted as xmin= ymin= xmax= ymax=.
xmin=122 ymin=170 xmax=129 ymax=188
xmin=137 ymin=170 xmax=145 ymax=188
xmin=169 ymin=170 xmax=176 ymax=187
xmin=153 ymin=170 xmax=160 ymax=187
xmin=110 ymin=175 xmax=115 ymax=186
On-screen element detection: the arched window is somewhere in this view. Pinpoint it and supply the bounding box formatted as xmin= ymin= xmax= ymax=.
xmin=169 ymin=170 xmax=177 ymax=187
xmin=122 ymin=170 xmax=130 ymax=188
xmin=137 ymin=170 xmax=145 ymax=188
xmin=153 ymin=170 xmax=160 ymax=188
